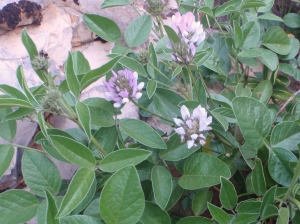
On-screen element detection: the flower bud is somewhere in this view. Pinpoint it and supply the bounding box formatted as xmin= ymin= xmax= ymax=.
xmin=41 ymin=89 xmax=62 ymax=113
xmin=144 ymin=0 xmax=165 ymax=16
xmin=138 ymin=49 xmax=150 ymax=64
xmin=31 ymin=55 xmax=51 ymax=71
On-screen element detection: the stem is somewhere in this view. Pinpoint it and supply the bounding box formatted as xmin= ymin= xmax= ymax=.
xmin=12 ymin=143 xmax=47 ymax=154
xmin=156 ymin=16 xmax=165 ymax=38
xmin=130 ymin=98 xmax=175 ymax=124
xmin=199 ymin=74 xmax=215 ymax=109
xmin=284 ymin=159 xmax=300 ymax=201
xmin=91 ymin=136 xmax=107 ymax=157
xmin=148 ymin=63 xmax=190 ymax=99
xmin=276 ymin=89 xmax=300 ymax=117
xmin=237 ymin=192 xmax=253 ymax=198
xmin=186 ymin=66 xmax=201 ymax=102
xmin=289 ymin=196 xmax=300 ymax=210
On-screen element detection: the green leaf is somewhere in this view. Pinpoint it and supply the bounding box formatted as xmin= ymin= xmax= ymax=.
xmin=84 ymin=198 xmax=101 ymax=219
xmin=147 ymin=42 xmax=158 ymax=79
xmin=0 ymin=145 xmax=14 ymax=179
xmin=49 ymin=135 xmax=95 ymax=168
xmin=194 ymin=48 xmax=214 ymax=66
xmin=153 ymin=88 xmax=185 ymax=125
xmin=220 ymin=177 xmax=237 ymax=210
xmin=125 ymin=15 xmax=152 ymax=47
xmin=45 ymin=190 xmax=59 ymax=224
xmin=207 ymin=203 xmax=230 ymax=224
xmin=140 ymin=201 xmax=171 ymax=224
xmin=251 ymin=80 xmax=272 ymax=104
xmin=100 ymin=0 xmax=133 ymax=9
xmin=85 ymin=104 xmax=114 ymax=128
xmin=159 ymin=134 xmax=200 ymax=161
xmin=241 ymin=0 xmax=266 ymax=9
xmin=37 ymin=110 xmax=48 ymax=140
xmin=239 ymin=143 xmax=256 ymax=169
xmin=258 ymin=13 xmax=283 ymax=22
xmin=75 ymin=102 xmax=91 ymax=142
xmin=21 ymin=29 xmax=47 ymax=82
xmin=193 ymin=78 xmax=207 ymax=107
xmin=210 ymin=110 xmax=229 ymax=131
xmin=83 ymin=14 xmax=121 ymax=43
xmin=199 ymin=6 xmax=214 ymax=17
xmin=241 ymin=21 xmax=260 ymax=49
xmin=192 ymin=190 xmax=212 ymax=215
xmin=0 ymin=108 xmax=17 ymax=141
xmin=258 ymin=48 xmax=278 ymax=71
xmin=262 ymin=27 xmax=291 ymax=55
xmin=236 ymin=200 xmax=261 ymax=214
xmin=72 ymin=51 xmax=90 ymax=76
xmin=277 ymin=207 xmax=289 ymax=224
xmin=119 ymin=56 xmax=147 ymax=77
xmin=57 ymin=168 xmax=95 ymax=218
xmin=152 ymin=166 xmax=172 ymax=209
xmin=16 ymin=66 xmax=39 ymax=107
xmin=22 ymin=150 xmax=61 ymax=197
xmin=80 ymin=55 xmax=122 ymax=90
xmin=0 ymin=84 xmax=27 ymax=101
xmin=212 ymin=107 xmax=236 ymax=123
xmin=165 ymin=181 xmax=184 ymax=211
xmin=147 ymin=80 xmax=157 ymax=98
xmin=233 ymin=213 xmax=259 ymax=224
xmin=257 ymin=0 xmax=274 ymax=12
xmin=261 ymin=205 xmax=278 ymax=220
xmin=283 ymin=13 xmax=300 ymax=28
xmin=164 ymin=25 xmax=181 ymax=43
xmin=0 ymin=189 xmax=39 ymax=224
xmin=270 ymin=121 xmax=300 ymax=151
xmin=171 ymin=67 xmax=182 ymax=78
xmin=176 ymin=216 xmax=214 ymax=224
xmin=100 ymin=165 xmax=144 ymax=224
xmin=268 ymin=147 xmax=298 ymax=187
xmin=237 ymin=49 xmax=263 ymax=58
xmin=61 ymin=215 xmax=103 ymax=224
xmin=211 ymin=124 xmax=239 ymax=148
xmin=0 ymin=98 xmax=33 ymax=109
xmin=65 ymin=52 xmax=80 ymax=99
xmin=279 ymin=63 xmax=295 ymax=76
xmin=90 ymin=126 xmax=118 ymax=156
xmin=99 ymin=149 xmax=151 ymax=172
xmin=252 ymin=158 xmax=266 ymax=196
xmin=71 ymin=178 xmax=96 ymax=215
xmin=119 ymin=119 xmax=167 ymax=149
xmin=179 ymin=153 xmax=231 ymax=190
xmin=210 ymin=94 xmax=232 ymax=108
xmin=234 ymin=21 xmax=243 ymax=48
xmin=232 ymin=97 xmax=272 ymax=148
xmin=260 ymin=186 xmax=276 ymax=218
xmin=235 ymin=83 xmax=252 ymax=97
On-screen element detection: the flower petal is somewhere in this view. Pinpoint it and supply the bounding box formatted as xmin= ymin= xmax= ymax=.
xmin=175 ymin=127 xmax=185 ymax=135
xmin=187 ymin=140 xmax=194 ymax=149
xmin=174 ymin=118 xmax=184 ymax=126
xmin=191 ymin=134 xmax=198 ymax=140
xmin=181 ymin=105 xmax=190 ymax=120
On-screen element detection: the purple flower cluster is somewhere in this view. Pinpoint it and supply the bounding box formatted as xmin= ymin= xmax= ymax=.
xmin=103 ymin=69 xmax=144 ymax=108
xmin=167 ymin=12 xmax=206 ymax=64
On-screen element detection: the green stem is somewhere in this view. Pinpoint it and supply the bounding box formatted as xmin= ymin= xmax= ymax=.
xmin=199 ymin=74 xmax=215 ymax=109
xmin=91 ymin=135 xmax=107 ymax=157
xmin=130 ymin=98 xmax=175 ymax=124
xmin=284 ymin=158 xmax=300 ymax=201
xmin=186 ymin=66 xmax=201 ymax=102
xmin=289 ymin=196 xmax=300 ymax=210
xmin=180 ymin=73 xmax=192 ymax=99
xmin=148 ymin=63 xmax=190 ymax=99
xmin=214 ymin=18 xmax=227 ymax=37
xmin=156 ymin=16 xmax=165 ymax=38
xmin=237 ymin=192 xmax=253 ymax=198
xmin=12 ymin=143 xmax=47 ymax=154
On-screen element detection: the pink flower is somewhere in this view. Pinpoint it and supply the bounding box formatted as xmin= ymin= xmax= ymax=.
xmin=171 ymin=12 xmax=206 ymax=46
xmin=103 ymin=69 xmax=144 ymax=108
xmin=174 ymin=105 xmax=212 ymax=149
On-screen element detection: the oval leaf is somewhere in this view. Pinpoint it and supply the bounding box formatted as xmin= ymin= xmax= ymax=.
xmin=100 ymin=165 xmax=145 ymax=224
xmin=207 ymin=203 xmax=230 ymax=224
xmin=57 ymin=168 xmax=95 ymax=218
xmin=192 ymin=190 xmax=212 ymax=216
xmin=76 ymin=102 xmax=91 ymax=142
xmin=179 ymin=153 xmax=231 ymax=190
xmin=0 ymin=189 xmax=39 ymax=224
xmin=151 ymin=166 xmax=172 ymax=210
xmin=220 ymin=177 xmax=237 ymax=210
xmin=232 ymin=97 xmax=272 ymax=148
xmin=0 ymin=145 xmax=14 ymax=179
xmin=99 ymin=149 xmax=151 ymax=172
xmin=125 ymin=15 xmax=152 ymax=47
xmin=83 ymin=14 xmax=121 ymax=43
xmin=22 ymin=150 xmax=61 ymax=197
xmin=262 ymin=27 xmax=291 ymax=55
xmin=49 ymin=135 xmax=95 ymax=168
xmin=140 ymin=201 xmax=171 ymax=224
xmin=119 ymin=119 xmax=167 ymax=149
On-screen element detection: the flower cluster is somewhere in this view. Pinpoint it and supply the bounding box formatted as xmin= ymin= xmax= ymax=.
xmin=174 ymin=105 xmax=212 ymax=149
xmin=167 ymin=12 xmax=205 ymax=64
xmin=103 ymin=69 xmax=144 ymax=108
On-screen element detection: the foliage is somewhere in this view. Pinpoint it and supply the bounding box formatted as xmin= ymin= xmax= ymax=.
xmin=1 ymin=0 xmax=300 ymax=223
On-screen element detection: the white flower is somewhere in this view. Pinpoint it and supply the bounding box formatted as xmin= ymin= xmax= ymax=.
xmin=173 ymin=105 xmax=212 ymax=149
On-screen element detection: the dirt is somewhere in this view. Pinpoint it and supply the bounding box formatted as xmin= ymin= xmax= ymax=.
xmin=0 ymin=0 xmax=42 ymax=30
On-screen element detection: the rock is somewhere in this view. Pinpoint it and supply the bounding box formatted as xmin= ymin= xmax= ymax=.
xmin=0 ymin=0 xmax=43 ymax=30
xmin=71 ymin=20 xmax=93 ymax=47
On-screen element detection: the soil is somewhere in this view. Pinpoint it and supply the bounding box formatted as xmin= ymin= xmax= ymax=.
xmin=0 ymin=0 xmax=42 ymax=30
